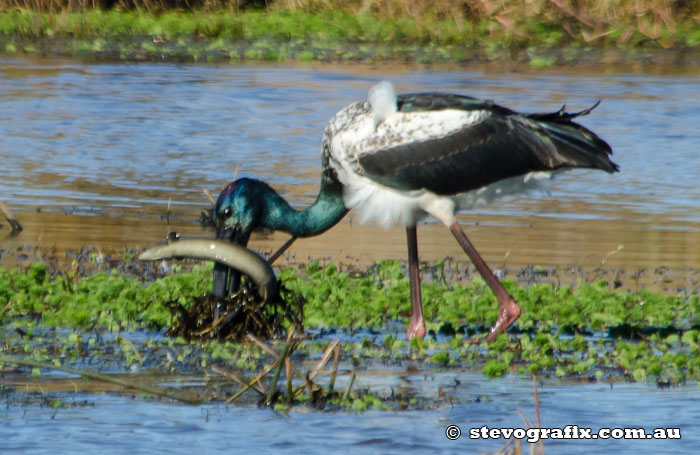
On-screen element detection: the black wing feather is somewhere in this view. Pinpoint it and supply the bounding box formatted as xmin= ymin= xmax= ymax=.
xmin=357 ymin=95 xmax=617 ymax=196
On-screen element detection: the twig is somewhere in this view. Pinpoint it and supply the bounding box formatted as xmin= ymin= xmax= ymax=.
xmin=263 ymin=334 xmax=295 ymax=406
xmin=601 ymin=245 xmax=624 ymax=265
xmin=532 ymin=374 xmax=541 ymax=428
xmin=342 ymin=372 xmax=356 ymax=401
xmin=303 ymin=372 xmax=317 ymax=396
xmin=202 ymin=188 xmax=216 ymax=206
xmin=285 ymin=357 xmax=293 ymax=406
xmin=290 ymin=338 xmax=341 ymax=399
xmin=246 ymin=333 xmax=279 ymax=359
xmin=308 ymin=339 xmax=340 ymax=381
xmin=328 ymin=342 xmax=340 ymax=395
xmin=211 ymin=364 xmax=264 ymax=395
xmin=226 ymin=361 xmax=278 ymax=403
xmin=194 ymin=308 xmax=235 ymax=337
xmin=517 ymin=408 xmax=533 ymax=429
xmin=0 ymin=355 xmax=203 ymax=405
xmin=532 ymin=374 xmax=544 ymax=455
xmin=0 ymin=201 xmax=23 ymax=235
xmin=247 ymin=333 xmax=307 ymax=380
xmin=549 ymin=0 xmax=598 ymax=28
xmin=1 ymin=300 xmax=13 ymax=316
xmin=582 ymin=29 xmax=615 ymax=43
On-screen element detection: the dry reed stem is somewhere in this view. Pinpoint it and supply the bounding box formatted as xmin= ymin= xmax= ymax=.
xmin=247 ymin=333 xmax=307 ymax=380
xmin=226 ymin=328 xmax=304 ymax=404
xmin=308 ymin=339 xmax=340 ymax=381
xmin=532 ymin=374 xmax=544 ymax=454
xmin=1 ymin=300 xmax=14 ymax=315
xmin=342 ymin=371 xmax=355 ymax=401
xmin=289 ymin=339 xmax=342 ymax=398
xmin=246 ymin=333 xmax=279 ymax=358
xmin=226 ymin=358 xmax=279 ymax=403
xmin=496 ymin=375 xmax=544 ymax=455
xmin=262 ymin=325 xmax=296 ymax=405
xmin=327 ymin=342 xmax=340 ymax=394
xmin=532 ymin=375 xmax=541 ymax=429
xmin=285 ymin=355 xmax=293 ymax=404
xmin=202 ymin=188 xmax=216 ymax=206
xmin=211 ymin=364 xmax=265 ymax=395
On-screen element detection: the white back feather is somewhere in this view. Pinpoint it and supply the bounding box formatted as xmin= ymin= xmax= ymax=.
xmin=368 ymin=81 xmax=397 ymax=126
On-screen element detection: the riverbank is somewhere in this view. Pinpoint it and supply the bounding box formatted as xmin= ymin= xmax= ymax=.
xmin=1 ymin=9 xmax=700 ymax=67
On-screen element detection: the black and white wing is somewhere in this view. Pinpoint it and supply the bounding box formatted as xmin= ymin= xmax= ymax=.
xmin=328 ymin=91 xmax=617 ymax=197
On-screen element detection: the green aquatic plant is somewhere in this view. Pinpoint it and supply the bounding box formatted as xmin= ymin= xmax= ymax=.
xmin=1 ymin=260 xmax=699 ymax=383
xmin=1 ymin=260 xmax=697 ymax=337
xmin=0 ymin=262 xmax=211 ymax=330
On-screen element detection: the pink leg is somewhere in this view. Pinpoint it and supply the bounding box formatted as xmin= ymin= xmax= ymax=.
xmin=449 ymin=221 xmax=520 ymax=343
xmin=405 ymin=225 xmax=426 ymax=340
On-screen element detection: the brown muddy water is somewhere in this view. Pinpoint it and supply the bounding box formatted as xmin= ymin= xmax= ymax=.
xmin=1 ymin=56 xmax=700 ymax=454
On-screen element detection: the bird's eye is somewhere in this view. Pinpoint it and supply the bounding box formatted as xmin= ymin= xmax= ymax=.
xmin=223 ymin=207 xmax=232 ymax=219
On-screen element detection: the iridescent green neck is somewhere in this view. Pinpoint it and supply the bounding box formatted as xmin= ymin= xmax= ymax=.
xmin=261 ymin=168 xmax=348 ymax=238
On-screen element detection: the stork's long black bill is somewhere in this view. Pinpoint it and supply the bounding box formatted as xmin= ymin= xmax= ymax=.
xmin=212 ymin=225 xmax=250 ymax=299
xmin=212 ymin=228 xmax=233 ymax=298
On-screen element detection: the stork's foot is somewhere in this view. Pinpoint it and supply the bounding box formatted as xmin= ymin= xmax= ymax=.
xmin=406 ymin=316 xmax=426 ymax=340
xmin=467 ymin=297 xmax=521 ymax=344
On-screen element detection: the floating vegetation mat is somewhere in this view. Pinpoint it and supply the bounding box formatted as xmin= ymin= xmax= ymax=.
xmin=0 ymin=255 xmax=699 ymax=411
xmin=164 ymin=280 xmax=304 ymax=342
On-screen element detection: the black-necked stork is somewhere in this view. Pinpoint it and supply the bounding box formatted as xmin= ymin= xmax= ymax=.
xmin=213 ymin=82 xmax=618 ymax=342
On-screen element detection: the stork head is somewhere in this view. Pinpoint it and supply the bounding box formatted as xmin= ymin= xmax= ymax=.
xmin=214 ymin=178 xmax=266 ymax=247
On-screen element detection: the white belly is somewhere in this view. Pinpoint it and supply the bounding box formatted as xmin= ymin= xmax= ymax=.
xmin=339 ymin=168 xmax=559 ymax=228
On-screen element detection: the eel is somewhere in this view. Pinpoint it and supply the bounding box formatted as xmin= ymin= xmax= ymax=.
xmin=139 ymin=239 xmax=277 ymax=302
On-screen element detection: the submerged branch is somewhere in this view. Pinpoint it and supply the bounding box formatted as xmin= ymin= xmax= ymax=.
xmin=0 ymin=355 xmax=204 ymax=405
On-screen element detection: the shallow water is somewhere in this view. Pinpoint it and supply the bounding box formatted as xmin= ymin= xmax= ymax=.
xmin=2 ymin=374 xmax=698 ymax=454
xmin=0 ymin=57 xmax=699 ymax=277
xmin=2 ymin=325 xmax=699 ymax=454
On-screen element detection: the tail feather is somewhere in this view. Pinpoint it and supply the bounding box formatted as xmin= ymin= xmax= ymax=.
xmin=524 ymin=101 xmax=619 ymax=174
xmin=527 ymin=100 xmax=601 ymax=121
